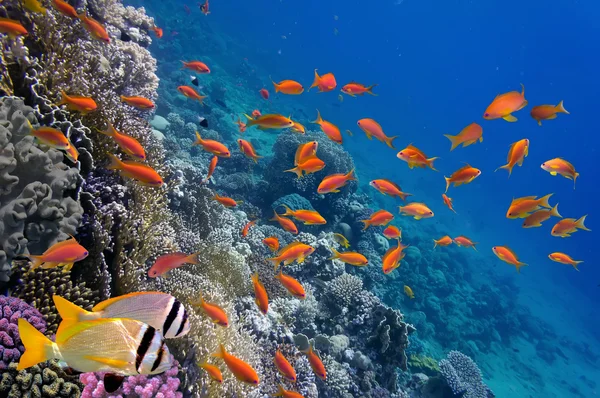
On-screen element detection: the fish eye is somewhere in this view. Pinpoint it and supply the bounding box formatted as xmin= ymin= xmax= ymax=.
xmin=484 ymin=113 xmax=489 ymax=117
xmin=509 ymin=213 xmax=513 ymax=216
xmin=84 ymin=251 xmax=89 ymax=256
xmin=429 ymin=211 xmax=433 ymax=214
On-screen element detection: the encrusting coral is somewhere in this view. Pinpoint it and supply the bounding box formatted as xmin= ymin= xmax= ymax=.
xmin=0 ymin=360 xmax=83 ymax=398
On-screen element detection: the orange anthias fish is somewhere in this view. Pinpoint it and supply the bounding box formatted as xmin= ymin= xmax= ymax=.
xmin=245 ymin=114 xmax=294 ymax=130
xmin=274 ymin=384 xmax=304 ymax=398
xmin=64 ymin=144 xmax=79 ymax=163
xmin=522 ymin=204 xmax=561 ymax=228
xmin=341 ymin=82 xmax=377 ymax=97
xmin=313 ymin=110 xmax=342 ymax=144
xmin=212 ymin=344 xmax=259 ymax=384
xmin=531 ymin=101 xmax=569 ymax=126
xmin=369 ymin=179 xmax=412 ymax=201
xmin=242 ymin=220 xmax=257 ymax=237
xmin=203 ymin=156 xmax=218 ymax=183
xmin=27 ymin=238 xmax=88 ymax=272
xmin=310 ymin=69 xmax=336 ymax=92
xmin=199 ymin=362 xmax=223 ymax=383
xmin=302 ymin=344 xmax=326 ymax=380
xmin=442 ymin=194 xmax=457 ymax=213
xmin=551 ymin=215 xmax=591 ymax=238
xmin=290 ymin=121 xmax=306 ymax=134
xmin=495 ymin=139 xmax=529 ymax=177
xmin=397 ymin=144 xmax=438 ymax=170
xmin=399 ymin=203 xmax=434 ymax=220
xmin=444 ymin=122 xmax=483 ymax=151
xmin=107 ymin=154 xmax=163 ymax=187
xmin=357 ymin=118 xmax=397 ymax=148
xmin=444 ymin=164 xmax=481 ymax=192
xmin=268 ymin=241 xmax=314 ymax=270
xmin=483 ymin=83 xmax=527 ymax=122
xmin=0 ymin=17 xmax=27 ymax=37
xmin=181 ymin=60 xmax=211 ymax=74
xmin=251 ymin=109 xmax=262 ymax=118
xmin=383 ymin=225 xmax=401 ymax=240
xmin=235 ymin=117 xmax=247 ymax=133
xmin=213 ymin=193 xmax=241 ymax=208
xmin=29 ymin=126 xmax=70 ymax=150
xmin=275 ymin=271 xmax=306 ymax=299
xmin=148 ymin=252 xmax=199 ymax=278
xmin=193 ymin=294 xmax=229 ymax=327
xmin=541 ymin=158 xmax=579 ymax=189
xmin=274 ymin=351 xmax=296 ymax=382
xmin=433 ymin=236 xmax=453 ymax=248
xmin=51 ymin=0 xmax=79 ymax=18
xmin=548 ymin=252 xmax=583 ymax=271
xmin=120 ymin=95 xmax=155 ymax=109
xmin=382 ymin=241 xmax=408 ymax=274
xmin=177 ymin=86 xmax=207 ymax=103
xmin=193 ymin=132 xmax=231 ymax=157
xmin=361 ymin=210 xmax=394 ymax=230
xmin=329 ymin=248 xmax=368 ymax=266
xmin=270 ymin=211 xmax=298 ymax=235
xmin=99 ymin=123 xmax=146 ymax=160
xmin=492 ymin=246 xmax=527 ymax=273
xmin=317 ymin=169 xmax=356 ymax=194
xmin=78 ymin=12 xmax=110 ymax=43
xmin=237 ymin=139 xmax=262 ymax=163
xmin=58 ymin=90 xmax=97 ymax=113
xmin=272 ymin=78 xmax=304 ymax=95
xmin=295 ymin=141 xmax=319 ymax=165
xmin=285 ymin=156 xmax=325 ymax=179
xmin=280 ymin=205 xmax=326 ymax=225
xmin=262 ymin=236 xmax=280 ymax=252
xmin=454 ymin=236 xmax=477 ymax=251
xmin=506 ymin=194 xmax=553 ymax=219
xmin=151 ymin=26 xmax=163 ymax=38
xmin=251 ymin=273 xmax=269 ymax=315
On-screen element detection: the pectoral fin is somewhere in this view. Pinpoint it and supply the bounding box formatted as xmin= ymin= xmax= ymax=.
xmin=502 ymin=114 xmax=517 ymax=122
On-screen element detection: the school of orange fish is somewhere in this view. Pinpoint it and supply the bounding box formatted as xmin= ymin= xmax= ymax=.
xmin=2 ymin=0 xmax=590 ymax=395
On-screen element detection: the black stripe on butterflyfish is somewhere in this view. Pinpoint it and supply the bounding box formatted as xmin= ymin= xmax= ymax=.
xmin=136 ymin=326 xmax=156 ymax=372
xmin=175 ymin=306 xmax=188 ymax=337
xmin=151 ymin=340 xmax=166 ymax=372
xmin=163 ymin=300 xmax=180 ymax=336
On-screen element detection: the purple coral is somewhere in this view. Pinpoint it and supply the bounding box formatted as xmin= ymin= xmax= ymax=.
xmin=438 ymin=350 xmax=494 ymax=398
xmin=80 ymin=359 xmax=182 ymax=398
xmin=0 ymin=295 xmax=46 ymax=369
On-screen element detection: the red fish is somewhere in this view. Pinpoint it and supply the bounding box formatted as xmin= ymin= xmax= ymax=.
xmin=107 ymin=154 xmax=163 ymax=187
xmin=51 ymin=0 xmax=78 ymax=18
xmin=212 ymin=344 xmax=259 ymax=385
xmin=341 ymin=82 xmax=377 ymax=97
xmin=251 ymin=273 xmax=269 ymax=315
xmin=177 ymin=86 xmax=207 ymax=103
xmin=313 ymin=110 xmax=342 ymax=144
xmin=213 ymin=194 xmax=241 ymax=208
xmin=78 ymin=12 xmax=110 ymax=43
xmin=242 ymin=220 xmax=257 ymax=237
xmin=181 ymin=60 xmax=210 ymax=74
xmin=151 ymin=26 xmax=163 ymax=38
xmin=148 ymin=252 xmax=199 ymax=278
xmin=310 ymin=69 xmax=336 ymax=92
xmin=317 ymin=169 xmax=356 ymax=194
xmin=259 ymin=88 xmax=270 ymax=100
xmin=203 ymin=156 xmax=218 ymax=183
xmin=251 ymin=109 xmax=261 ymax=118
xmin=27 ymin=238 xmax=88 ymax=272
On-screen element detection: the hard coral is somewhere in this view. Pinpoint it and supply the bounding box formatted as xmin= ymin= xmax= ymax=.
xmin=0 ymin=360 xmax=82 ymax=398
xmin=438 ymin=350 xmax=494 ymax=398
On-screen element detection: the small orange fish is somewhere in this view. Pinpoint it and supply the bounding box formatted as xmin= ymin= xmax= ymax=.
xmin=64 ymin=144 xmax=79 ymax=163
xmin=369 ymin=179 xmax=412 ymax=201
xmin=492 ymin=246 xmax=527 ymax=273
xmin=237 ymin=139 xmax=262 ymax=162
xmin=274 ymin=384 xmax=304 ymax=398
xmin=495 ymin=139 xmax=529 ymax=177
xmin=483 ymin=83 xmax=527 ymax=122
xmin=548 ymin=252 xmax=583 ymax=271
xmin=213 ymin=193 xmax=241 ymax=208
xmin=551 ymin=215 xmax=591 ymax=238
xmin=329 ymin=248 xmax=368 ymax=266
xmin=193 ymin=132 xmax=231 ymax=157
xmin=211 ymin=344 xmax=259 ymax=384
xmin=29 ymin=126 xmax=70 ymax=149
xmin=120 ymin=95 xmax=155 ymax=109
xmin=78 ymin=12 xmax=110 ymax=43
xmin=199 ymin=362 xmax=223 ymax=383
xmin=285 ymin=156 xmax=325 ymax=179
xmin=151 ymin=26 xmax=163 ymax=38
xmin=181 ymin=60 xmax=210 ymax=74
xmin=309 ymin=69 xmax=336 ymax=92
xmin=99 ymin=123 xmax=146 ymax=160
xmin=357 ymin=118 xmax=397 ymax=148
xmin=272 ymin=78 xmax=304 ymax=95
xmin=506 ymin=194 xmax=553 ymax=219
xmin=251 ymin=273 xmax=269 ymax=315
xmin=262 ymin=237 xmax=280 ymax=252
xmin=295 ymin=141 xmax=319 ymax=165
xmin=397 ymin=144 xmax=438 ymax=170
xmin=280 ymin=205 xmax=326 ymax=225
xmin=107 ymin=154 xmax=163 ymax=187
xmin=522 ymin=204 xmax=561 ymax=228
xmin=268 ymin=241 xmax=314 ymax=270
xmin=177 ymin=86 xmax=207 ymax=103
xmin=453 ymin=236 xmax=477 ymax=251
xmin=317 ymin=169 xmax=356 ymax=194
xmin=444 ymin=123 xmax=483 ymax=151
xmin=235 ymin=117 xmax=247 ymax=133
xmin=290 ymin=121 xmax=306 ymax=134
xmin=251 ymin=109 xmax=261 ymax=118
xmin=361 ymin=209 xmax=394 ymax=230
xmin=541 ymin=158 xmax=579 ymax=189
xmin=0 ymin=17 xmax=28 ymax=37
xmin=433 ymin=235 xmax=453 ymax=248
xmin=245 ymin=114 xmax=294 ymax=130
xmin=275 ymin=271 xmax=306 ymax=299
xmin=274 ymin=350 xmax=296 ymax=382
xmin=302 ymin=344 xmax=326 ymax=380
xmin=193 ymin=294 xmax=229 ymax=327
xmin=382 ymin=241 xmax=408 ymax=274
xmin=27 ymin=238 xmax=88 ymax=272
xmin=270 ymin=211 xmax=298 ymax=235
xmin=242 ymin=220 xmax=257 ymax=237
xmin=531 ymin=101 xmax=569 ymax=126
xmin=58 ymin=90 xmax=97 ymax=113
xmin=399 ymin=203 xmax=434 ymax=220
xmin=313 ymin=110 xmax=342 ymax=144
xmin=444 ymin=164 xmax=481 ymax=192
xmin=382 ymin=225 xmax=401 ymax=240
xmin=341 ymin=82 xmax=377 ymax=97
xmin=148 ymin=252 xmax=199 ymax=278
xmin=51 ymin=0 xmax=78 ymax=18
xmin=203 ymin=156 xmax=218 ymax=183
xmin=442 ymin=194 xmax=456 ymax=213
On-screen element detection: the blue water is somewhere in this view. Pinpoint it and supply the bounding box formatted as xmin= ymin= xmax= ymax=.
xmin=134 ymin=0 xmax=599 ymax=395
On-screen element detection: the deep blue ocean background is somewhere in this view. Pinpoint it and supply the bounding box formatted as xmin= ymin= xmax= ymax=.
xmin=129 ymin=0 xmax=599 ymax=395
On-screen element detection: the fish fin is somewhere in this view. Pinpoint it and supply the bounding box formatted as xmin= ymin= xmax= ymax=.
xmin=366 ymin=84 xmax=378 ymax=95
xmin=444 ymin=176 xmax=450 ymax=193
xmin=479 ymin=136 xmax=483 ymax=142
xmin=104 ymin=374 xmax=126 ymax=393
xmin=346 ymin=168 xmax=357 ymax=181
xmin=398 ymin=192 xmax=412 ymax=202
xmin=84 ymin=355 xmax=130 ymax=368
xmin=550 ymin=203 xmax=561 ymax=218
xmin=309 ymin=69 xmax=321 ymax=91
xmin=58 ymin=90 xmax=69 ymax=106
xmin=345 ymin=129 xmax=353 ymax=136
xmin=547 ymin=114 xmax=557 ymax=120
xmin=502 ymin=114 xmax=517 ymax=122
xmin=385 ymin=135 xmax=398 ymax=149
xmin=284 ymin=166 xmax=303 ymax=179
xmin=328 ymin=247 xmax=340 ymax=260
xmin=575 ymin=215 xmax=591 ymax=231
xmin=360 ymin=220 xmax=370 ymax=231
xmin=186 ymin=252 xmax=201 ymax=265
xmin=462 ymin=139 xmax=478 ymax=148
xmin=106 ymin=154 xmax=123 ymax=170
xmin=537 ymin=120 xmax=542 ymax=126
xmin=211 ymin=343 xmax=226 ymax=359
xmin=27 ymin=254 xmax=44 ymax=270
xmin=427 ymin=157 xmax=439 ymax=171
xmin=193 ymin=131 xmax=202 ymax=146
xmin=549 ymin=171 xmax=558 ymax=176
xmin=443 ymin=134 xmax=460 ymax=151
xmin=539 ymin=193 xmax=553 ymax=209
xmin=364 ymin=131 xmax=373 ymax=140
xmin=17 ymin=319 xmax=57 ymax=370
xmin=433 ymin=239 xmax=438 ymax=249
xmin=573 ymin=172 xmax=579 ymax=189
xmin=312 ymin=109 xmax=323 ymax=124
xmin=556 ymin=100 xmax=569 ymax=114
xmin=515 ymin=262 xmax=527 ymax=273
xmin=53 ymin=295 xmax=93 ymax=335
xmin=280 ymin=204 xmax=294 ymax=217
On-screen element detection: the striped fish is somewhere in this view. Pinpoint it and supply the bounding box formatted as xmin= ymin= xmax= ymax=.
xmin=53 ymin=292 xmax=190 ymax=338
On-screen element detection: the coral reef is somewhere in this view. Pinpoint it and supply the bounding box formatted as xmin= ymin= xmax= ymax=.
xmin=438 ymin=351 xmax=494 ymax=398
xmin=0 ymin=360 xmax=82 ymax=398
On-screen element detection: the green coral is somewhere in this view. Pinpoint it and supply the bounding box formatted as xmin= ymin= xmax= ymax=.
xmin=0 ymin=360 xmax=82 ymax=398
xmin=408 ymin=354 xmax=441 ymax=377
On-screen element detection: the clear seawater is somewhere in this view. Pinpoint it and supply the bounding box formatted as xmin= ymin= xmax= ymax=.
xmin=129 ymin=0 xmax=599 ymax=395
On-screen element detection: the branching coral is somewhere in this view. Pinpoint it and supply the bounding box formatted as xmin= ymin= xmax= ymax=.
xmin=438 ymin=350 xmax=494 ymax=398
xmin=328 ymin=273 xmax=364 ymax=308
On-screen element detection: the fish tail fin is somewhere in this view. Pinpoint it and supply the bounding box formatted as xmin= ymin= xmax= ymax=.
xmin=427 ymin=157 xmax=439 ymax=171
xmin=346 ymin=168 xmax=357 ymax=181
xmin=106 ymin=154 xmax=123 ymax=170
xmin=575 ymin=215 xmax=591 ymax=231
xmin=385 ymin=135 xmax=398 ymax=149
xmin=17 ymin=319 xmax=58 ymax=370
xmin=361 ymin=220 xmax=370 ymax=231
xmin=267 ymin=256 xmax=281 ymax=271
xmin=193 ymin=131 xmax=203 ymax=146
xmin=433 ymin=239 xmax=438 ymax=249
xmin=539 ymin=193 xmax=554 ymax=209
xmin=273 ymin=384 xmax=286 ymax=397
xmin=573 ymin=172 xmax=579 ymax=190
xmin=269 ymin=210 xmax=280 ymax=222
xmin=515 ymin=262 xmax=527 ymax=273
xmin=495 ymin=163 xmax=512 ymax=177
xmin=186 ymin=252 xmax=201 ymax=265
xmin=550 ymin=203 xmax=561 ymax=218
xmin=556 ymin=100 xmax=569 ymax=114
xmin=58 ymin=90 xmax=69 ymax=105
xmin=398 ymin=192 xmax=412 ymax=202
xmin=271 ymin=76 xmax=280 ymax=93
xmin=27 ymin=254 xmax=44 ymax=270
xmin=573 ymin=260 xmax=583 ymax=271
xmin=444 ymin=176 xmax=451 ymax=193
xmin=53 ymin=295 xmax=93 ymax=335
xmin=312 ymin=109 xmax=323 ymax=124
xmin=284 ymin=166 xmax=303 ymax=179
xmin=520 ymin=83 xmax=525 ymax=97
xmin=98 ymin=123 xmax=116 ymax=137
xmin=328 ymin=248 xmax=340 ymax=260
xmin=280 ymin=204 xmax=294 ymax=217
xmin=443 ymin=134 xmax=460 ymax=151
xmin=211 ymin=343 xmax=226 ymax=359
xmin=309 ymin=69 xmax=320 ymax=91
xmin=366 ymin=84 xmax=378 ymax=96
xmin=180 ymin=60 xmax=187 ymax=70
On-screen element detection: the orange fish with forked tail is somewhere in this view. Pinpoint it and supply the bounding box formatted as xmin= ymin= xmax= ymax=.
xmin=548 ymin=252 xmax=582 ymax=271
xmin=27 ymin=238 xmax=88 ymax=272
xmin=551 ymin=215 xmax=591 ymax=238
xmin=541 ymin=158 xmax=579 ymax=189
xmin=279 ymin=205 xmax=326 ymax=225
xmin=193 ymin=132 xmax=231 ymax=157
xmin=199 ymin=362 xmax=222 ymax=383
xmin=274 ymin=384 xmax=304 ymax=398
xmin=274 ymin=350 xmax=297 ymax=382
xmin=492 ymin=246 xmax=527 ymax=273
xmin=177 ymin=86 xmax=207 ymax=103
xmin=203 ymin=156 xmax=218 ymax=183
xmin=213 ymin=193 xmax=241 ymax=208
xmin=506 ymin=194 xmax=553 ymax=219
xmin=310 ymin=69 xmax=336 ymax=92
xmin=295 ymin=142 xmax=318 ymax=165
xmin=444 ymin=164 xmax=481 ymax=192
xmin=382 ymin=241 xmax=408 ymax=274
xmin=399 ymin=203 xmax=434 ymax=220
xmin=313 ymin=110 xmax=342 ymax=144
xmin=290 ymin=121 xmax=306 ymax=134
xmin=531 ymin=101 xmax=568 ymax=125
xmin=0 ymin=17 xmax=28 ymax=37
xmin=495 ymin=139 xmax=529 ymax=177
xmin=302 ymin=343 xmax=326 ymax=380
xmin=454 ymin=236 xmax=477 ymax=250
xmin=270 ymin=211 xmax=298 ymax=234
xmin=444 ymin=123 xmax=483 ymax=151
xmin=241 ymin=220 xmax=257 ymax=237
xmin=106 ymin=154 xmax=163 ymax=187
xmin=285 ymin=156 xmax=325 ymax=179
xmin=522 ymin=204 xmax=561 ymax=228
xmin=212 ymin=344 xmax=259 ymax=384
xmin=329 ymin=248 xmax=368 ymax=266
xmin=78 ymin=12 xmax=110 ymax=43
xmin=275 ymin=271 xmax=306 ymax=299
xmin=245 ymin=114 xmax=294 ymax=130
xmin=397 ymin=144 xmax=438 ymax=170
xmin=181 ymin=60 xmax=210 ymax=73
xmin=148 ymin=252 xmax=199 ymax=278
xmin=251 ymin=273 xmax=269 ymax=315
xmin=341 ymin=82 xmax=377 ymax=97
xmin=383 ymin=225 xmax=401 ymax=240
xmin=433 ymin=236 xmax=453 ymax=248
xmin=28 ymin=125 xmax=70 ymax=150
xmin=192 ymin=293 xmax=229 ymax=327
xmin=120 ymin=95 xmax=155 ymax=109
xmin=51 ymin=0 xmax=79 ymax=18
xmin=357 ymin=118 xmax=397 ymax=148
xmin=271 ymin=78 xmax=304 ymax=95
xmin=262 ymin=237 xmax=280 ymax=252
xmin=99 ymin=123 xmax=146 ymax=160
xmin=317 ymin=169 xmax=356 ymax=194
xmin=442 ymin=194 xmax=457 ymax=213
xmin=237 ymin=139 xmax=262 ymax=163
xmin=361 ymin=210 xmax=394 ymax=230
xmin=268 ymin=242 xmax=314 ymax=270
xmin=58 ymin=90 xmax=97 ymax=113
xmin=483 ymin=84 xmax=527 ymax=122
xmin=369 ymin=179 xmax=412 ymax=201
